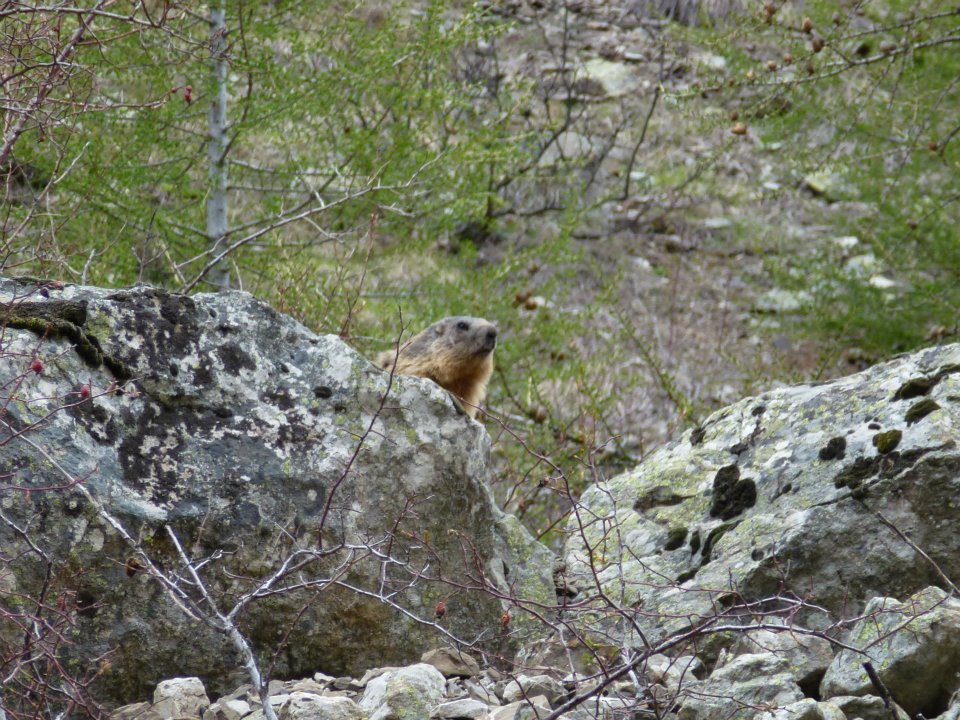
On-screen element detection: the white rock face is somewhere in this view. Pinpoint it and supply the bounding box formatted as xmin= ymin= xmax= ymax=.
xmin=502 ymin=675 xmax=566 ymax=705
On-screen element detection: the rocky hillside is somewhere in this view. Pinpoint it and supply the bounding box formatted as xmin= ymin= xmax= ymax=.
xmin=3 ymin=276 xmax=959 ymax=720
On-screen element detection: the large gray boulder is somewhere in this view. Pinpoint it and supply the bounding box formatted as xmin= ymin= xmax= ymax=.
xmin=0 ymin=279 xmax=553 ymax=704
xmin=821 ymin=586 xmax=960 ymax=718
xmin=563 ymin=342 xmax=960 ymax=645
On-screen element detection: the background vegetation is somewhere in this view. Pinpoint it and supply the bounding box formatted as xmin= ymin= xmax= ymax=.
xmin=2 ymin=0 xmax=958 ymax=540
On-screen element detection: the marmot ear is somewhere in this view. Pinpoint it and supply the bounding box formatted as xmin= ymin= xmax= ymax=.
xmin=434 ymin=324 xmax=445 ymax=337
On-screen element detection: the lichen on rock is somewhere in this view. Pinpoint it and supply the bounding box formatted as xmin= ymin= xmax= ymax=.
xmin=563 ymin=341 xmax=960 ymax=648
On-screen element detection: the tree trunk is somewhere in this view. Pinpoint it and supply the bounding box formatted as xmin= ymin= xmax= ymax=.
xmin=206 ymin=1 xmax=230 ymax=290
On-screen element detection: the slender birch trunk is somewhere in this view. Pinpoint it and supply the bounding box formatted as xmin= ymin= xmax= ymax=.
xmin=206 ymin=1 xmax=230 ymax=289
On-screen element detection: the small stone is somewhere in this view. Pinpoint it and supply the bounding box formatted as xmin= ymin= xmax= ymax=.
xmin=430 ymin=698 xmax=490 ymax=719
xmin=465 ymin=678 xmax=499 ymax=706
xmin=829 ymin=695 xmax=910 ymax=720
xmin=112 ymin=702 xmax=154 ymax=720
xmin=730 ymin=622 xmax=833 ymax=695
xmin=755 ymin=289 xmax=810 ymax=313
xmin=357 ymin=667 xmax=397 ymax=688
xmin=577 ymin=58 xmax=638 ymax=98
xmin=204 ymin=698 xmax=252 ymax=720
xmin=644 ymin=654 xmax=704 ymax=694
xmin=694 ymin=52 xmax=727 ymax=70
xmin=804 ymin=171 xmax=856 ymax=201
xmin=422 ymin=648 xmax=481 ymax=678
xmin=288 ymin=680 xmax=328 ymax=695
xmin=678 ymin=653 xmax=804 ymax=720
xmin=153 ymin=677 xmax=210 ymax=718
xmin=832 ymin=235 xmax=860 ymax=250
xmin=220 ymin=684 xmax=255 ymax=704
xmin=845 ymin=253 xmax=879 ymax=276
xmin=702 ymin=217 xmax=732 ymax=229
xmin=279 ymin=693 xmax=365 ymax=720
xmin=868 ymin=275 xmax=897 ymax=289
xmin=488 ymin=698 xmax=551 ymax=720
xmin=360 ymin=664 xmax=446 ymax=720
xmin=332 ymin=678 xmax=353 ymax=691
xmin=502 ymin=675 xmax=566 ymax=705
xmin=755 ymin=698 xmax=847 ymax=720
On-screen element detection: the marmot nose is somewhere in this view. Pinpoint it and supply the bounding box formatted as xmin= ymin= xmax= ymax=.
xmin=485 ymin=327 xmax=497 ymax=348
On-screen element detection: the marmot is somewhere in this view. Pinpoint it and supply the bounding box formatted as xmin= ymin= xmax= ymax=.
xmin=377 ymin=316 xmax=497 ymax=418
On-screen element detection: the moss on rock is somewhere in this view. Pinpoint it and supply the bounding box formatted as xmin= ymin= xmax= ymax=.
xmin=872 ymin=429 xmax=902 ymax=454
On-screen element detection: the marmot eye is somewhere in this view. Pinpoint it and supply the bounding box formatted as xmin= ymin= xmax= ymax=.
xmin=456 ymin=321 xmax=469 ymax=331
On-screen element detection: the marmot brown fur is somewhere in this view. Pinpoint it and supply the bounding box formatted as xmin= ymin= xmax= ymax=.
xmin=377 ymin=316 xmax=497 ymax=418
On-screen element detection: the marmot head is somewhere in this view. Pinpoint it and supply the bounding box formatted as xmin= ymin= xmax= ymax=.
xmin=431 ymin=316 xmax=498 ymax=357
xmin=377 ymin=316 xmax=498 ymax=418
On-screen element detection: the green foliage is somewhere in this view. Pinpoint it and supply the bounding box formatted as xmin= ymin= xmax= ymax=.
xmin=7 ymin=1 xmax=549 ymax=288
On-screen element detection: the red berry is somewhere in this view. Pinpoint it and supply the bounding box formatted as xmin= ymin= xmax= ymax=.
xmin=30 ymin=358 xmax=43 ymax=374
xmin=80 ymin=384 xmax=91 ymax=398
